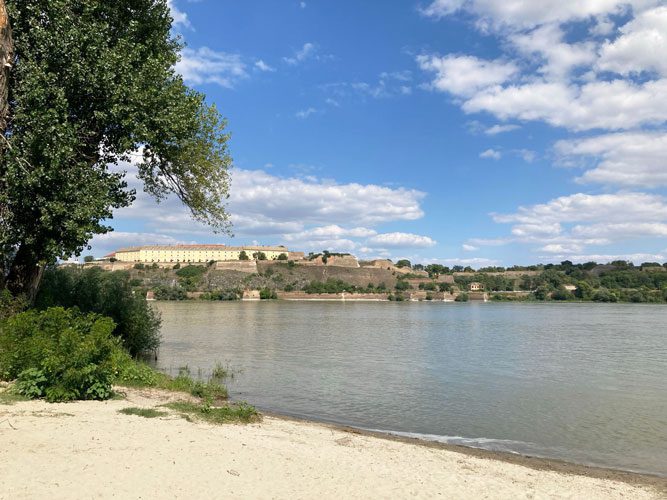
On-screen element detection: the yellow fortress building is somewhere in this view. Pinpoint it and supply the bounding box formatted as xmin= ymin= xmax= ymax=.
xmin=109 ymin=244 xmax=300 ymax=263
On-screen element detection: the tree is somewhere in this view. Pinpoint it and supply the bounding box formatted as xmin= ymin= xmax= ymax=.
xmin=276 ymin=253 xmax=288 ymax=261
xmin=0 ymin=0 xmax=11 ymax=133
xmin=83 ymin=255 xmax=94 ymax=263
xmin=253 ymin=252 xmax=267 ymax=261
xmin=239 ymin=251 xmax=249 ymax=261
xmin=425 ymin=264 xmax=449 ymax=278
xmin=396 ymin=259 xmax=411 ymax=269
xmin=1 ymin=0 xmax=232 ymax=302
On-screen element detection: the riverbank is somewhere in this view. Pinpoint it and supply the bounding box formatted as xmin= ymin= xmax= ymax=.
xmin=1 ymin=387 xmax=664 ymax=499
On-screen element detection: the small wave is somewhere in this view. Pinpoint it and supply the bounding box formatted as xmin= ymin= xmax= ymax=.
xmin=362 ymin=428 xmax=532 ymax=454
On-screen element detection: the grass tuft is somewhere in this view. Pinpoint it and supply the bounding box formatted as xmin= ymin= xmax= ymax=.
xmin=0 ymin=389 xmax=30 ymax=405
xmin=118 ymin=407 xmax=168 ymax=418
xmin=165 ymin=401 xmax=260 ymax=424
xmin=113 ymin=352 xmax=228 ymax=401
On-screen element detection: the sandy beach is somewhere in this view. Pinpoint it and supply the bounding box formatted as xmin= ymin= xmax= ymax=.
xmin=1 ymin=387 xmax=664 ymax=500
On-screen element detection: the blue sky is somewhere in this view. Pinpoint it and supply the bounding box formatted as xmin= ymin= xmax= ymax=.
xmin=90 ymin=0 xmax=667 ymax=267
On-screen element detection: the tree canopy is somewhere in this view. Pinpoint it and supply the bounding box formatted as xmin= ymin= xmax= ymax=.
xmin=0 ymin=0 xmax=232 ymax=299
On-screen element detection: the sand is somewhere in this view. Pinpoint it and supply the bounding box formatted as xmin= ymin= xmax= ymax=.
xmin=0 ymin=387 xmax=664 ymax=500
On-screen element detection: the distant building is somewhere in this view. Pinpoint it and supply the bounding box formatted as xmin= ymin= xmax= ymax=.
xmin=469 ymin=282 xmax=484 ymax=291
xmin=563 ymin=285 xmax=578 ymax=292
xmin=109 ymin=244 xmax=297 ymax=263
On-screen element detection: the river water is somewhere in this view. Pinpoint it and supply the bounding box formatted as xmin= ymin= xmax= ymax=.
xmin=153 ymin=301 xmax=667 ymax=476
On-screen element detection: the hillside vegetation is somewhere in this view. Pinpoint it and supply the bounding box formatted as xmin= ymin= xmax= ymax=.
xmin=57 ymin=259 xmax=667 ymax=304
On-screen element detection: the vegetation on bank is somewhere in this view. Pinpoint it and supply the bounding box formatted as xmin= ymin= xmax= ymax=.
xmin=89 ymin=257 xmax=667 ymax=304
xmin=36 ymin=267 xmax=161 ymax=356
xmin=0 ymin=282 xmax=257 ymax=423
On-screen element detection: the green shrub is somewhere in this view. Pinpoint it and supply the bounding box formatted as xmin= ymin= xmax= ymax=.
xmin=455 ymin=292 xmax=469 ymax=302
xmin=592 ymin=288 xmax=618 ymax=302
xmin=259 ymin=288 xmax=278 ymax=300
xmin=113 ymin=352 xmax=228 ymax=401
xmin=36 ymin=268 xmax=161 ymax=356
xmin=0 ymin=288 xmax=26 ymax=320
xmin=0 ymin=307 xmax=118 ymax=402
xmin=551 ymin=286 xmax=573 ymax=301
xmin=175 ymin=265 xmax=205 ymax=278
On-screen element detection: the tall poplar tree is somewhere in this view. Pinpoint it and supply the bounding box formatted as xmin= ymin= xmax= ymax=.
xmin=0 ymin=0 xmax=232 ymax=301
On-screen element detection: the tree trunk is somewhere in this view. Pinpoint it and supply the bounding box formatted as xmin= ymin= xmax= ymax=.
xmin=6 ymin=244 xmax=44 ymax=304
xmin=0 ymin=0 xmax=12 ymax=134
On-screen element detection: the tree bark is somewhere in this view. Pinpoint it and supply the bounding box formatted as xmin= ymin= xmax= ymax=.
xmin=0 ymin=0 xmax=12 ymax=134
xmin=6 ymin=244 xmax=44 ymax=304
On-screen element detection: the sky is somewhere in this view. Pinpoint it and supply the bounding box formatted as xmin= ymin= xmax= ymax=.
xmin=88 ymin=0 xmax=667 ymax=267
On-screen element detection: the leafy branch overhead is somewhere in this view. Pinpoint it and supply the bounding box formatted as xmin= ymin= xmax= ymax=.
xmin=0 ymin=0 xmax=232 ymax=298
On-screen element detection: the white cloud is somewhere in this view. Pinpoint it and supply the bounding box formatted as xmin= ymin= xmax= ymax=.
xmin=485 ymin=124 xmax=520 ymax=135
xmin=515 ymin=149 xmax=537 ymax=162
xmin=555 ymin=131 xmax=667 ymax=186
xmin=480 ymin=148 xmax=502 ymax=160
xmin=420 ymin=0 xmax=661 ymax=31
xmin=418 ymin=4 xmax=667 ymax=134
xmin=255 ymin=60 xmax=276 ymax=72
xmin=176 ymin=47 xmax=248 ymax=88
xmin=509 ymin=24 xmax=596 ymax=79
xmin=538 ymin=253 xmax=666 ymax=264
xmin=462 ymin=78 xmax=667 ymax=131
xmin=419 ymin=0 xmax=466 ymax=19
xmin=300 ymin=1 xmax=307 ymax=8
xmin=494 ymin=192 xmax=667 ymax=226
xmin=366 ymin=232 xmax=436 ymax=248
xmin=167 ymin=0 xmax=190 ymax=29
xmin=417 ymin=54 xmax=517 ymax=97
xmin=284 ymin=225 xmax=377 ymax=242
xmin=230 ymin=170 xmax=427 ymax=227
xmin=283 ymin=42 xmax=318 ymax=65
xmin=571 ymin=222 xmax=667 ymax=238
xmin=113 ymin=163 xmax=427 ymax=235
xmin=462 ymin=244 xmax=478 ymax=251
xmin=98 ymin=162 xmax=435 ymax=258
xmin=598 ymin=6 xmax=667 ymax=76
xmin=478 ymin=192 xmax=667 ymax=258
xmin=295 ymin=107 xmax=317 ymax=119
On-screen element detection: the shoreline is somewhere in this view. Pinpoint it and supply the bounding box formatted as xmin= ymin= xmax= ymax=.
xmin=1 ymin=386 xmax=665 ymax=499
xmin=263 ymin=411 xmax=667 ymax=490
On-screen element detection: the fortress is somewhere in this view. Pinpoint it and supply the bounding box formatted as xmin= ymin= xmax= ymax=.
xmin=109 ymin=244 xmax=303 ymax=263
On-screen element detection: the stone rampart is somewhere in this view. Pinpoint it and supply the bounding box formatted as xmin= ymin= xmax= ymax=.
xmin=215 ymin=261 xmax=258 ymax=273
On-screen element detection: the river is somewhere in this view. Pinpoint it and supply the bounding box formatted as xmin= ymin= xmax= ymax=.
xmin=153 ymin=301 xmax=667 ymax=476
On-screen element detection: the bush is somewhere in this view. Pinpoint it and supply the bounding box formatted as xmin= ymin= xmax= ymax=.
xmin=0 ymin=289 xmax=26 ymax=320
xmin=259 ymin=288 xmax=277 ymax=300
xmin=36 ymin=268 xmax=161 ymax=356
xmin=394 ymin=280 xmax=410 ymax=291
xmin=455 ymin=293 xmax=469 ymax=302
xmin=133 ymin=263 xmax=145 ymax=270
xmin=0 ymin=308 xmax=118 ymax=402
xmin=592 ymin=288 xmax=618 ymax=302
xmin=551 ymin=286 xmax=573 ymax=301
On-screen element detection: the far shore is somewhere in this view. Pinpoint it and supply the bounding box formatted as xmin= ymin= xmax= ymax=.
xmin=1 ymin=386 xmax=665 ymax=499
